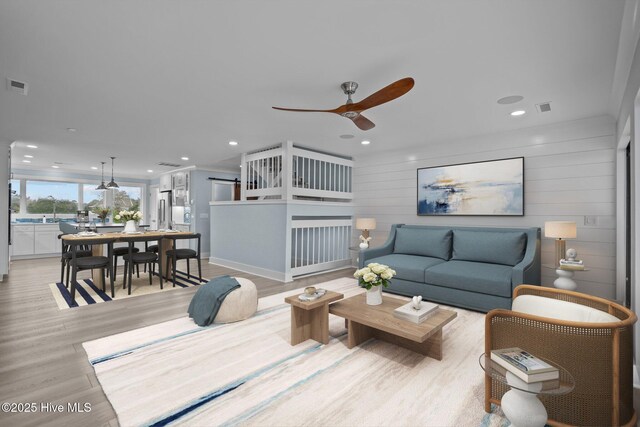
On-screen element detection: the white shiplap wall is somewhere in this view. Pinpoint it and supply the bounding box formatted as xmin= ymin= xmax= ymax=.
xmin=352 ymin=116 xmax=617 ymax=299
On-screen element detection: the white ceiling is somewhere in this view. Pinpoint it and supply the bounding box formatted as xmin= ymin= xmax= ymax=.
xmin=0 ymin=0 xmax=627 ymax=178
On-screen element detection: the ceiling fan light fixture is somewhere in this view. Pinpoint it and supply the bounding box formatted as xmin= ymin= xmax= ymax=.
xmin=106 ymin=156 xmax=119 ymax=189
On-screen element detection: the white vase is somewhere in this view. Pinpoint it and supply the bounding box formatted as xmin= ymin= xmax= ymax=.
xmin=366 ymin=286 xmax=383 ymax=305
xmin=123 ymin=220 xmax=137 ymax=233
xmin=359 ymin=242 xmax=369 ymax=249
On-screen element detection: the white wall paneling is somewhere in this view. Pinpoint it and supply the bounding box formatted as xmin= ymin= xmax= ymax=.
xmin=352 ymin=116 xmax=617 ymax=299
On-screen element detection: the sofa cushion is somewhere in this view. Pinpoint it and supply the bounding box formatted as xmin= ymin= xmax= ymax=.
xmin=424 ymin=260 xmax=513 ymax=297
xmin=512 ymin=295 xmax=620 ymax=323
xmin=452 ymin=230 xmax=526 ymax=266
xmin=367 ymin=254 xmax=445 ymax=283
xmin=393 ymin=227 xmax=452 ymax=260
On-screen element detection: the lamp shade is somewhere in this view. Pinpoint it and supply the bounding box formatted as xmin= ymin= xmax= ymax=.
xmin=544 ymin=221 xmax=577 ymax=239
xmin=356 ymin=218 xmax=376 ymax=231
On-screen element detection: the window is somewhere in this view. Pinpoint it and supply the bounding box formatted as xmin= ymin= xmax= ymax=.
xmin=11 ymin=177 xmax=145 ymax=221
xmin=26 ymin=180 xmax=79 ymax=214
xmin=112 ymin=186 xmax=142 ymax=222
xmin=10 ymin=179 xmax=20 ymax=213
xmin=83 ymin=185 xmax=105 ymax=212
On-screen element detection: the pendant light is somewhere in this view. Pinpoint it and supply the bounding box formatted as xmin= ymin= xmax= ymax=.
xmin=96 ymin=162 xmax=107 ymax=191
xmin=106 ymin=156 xmax=119 ymax=189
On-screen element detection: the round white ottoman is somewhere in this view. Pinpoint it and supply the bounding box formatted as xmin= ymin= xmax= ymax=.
xmin=214 ymin=277 xmax=258 ymax=323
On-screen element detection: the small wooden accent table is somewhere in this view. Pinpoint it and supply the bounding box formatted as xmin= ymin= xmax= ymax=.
xmin=285 ymin=291 xmax=344 ymax=345
xmin=329 ymin=294 xmax=457 ymax=360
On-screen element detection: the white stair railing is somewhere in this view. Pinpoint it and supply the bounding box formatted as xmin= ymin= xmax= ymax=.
xmin=290 ymin=218 xmax=352 ymax=276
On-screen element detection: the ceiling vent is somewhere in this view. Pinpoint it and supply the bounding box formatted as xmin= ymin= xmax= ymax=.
xmin=158 ymin=162 xmax=182 ymax=168
xmin=536 ymin=102 xmax=552 ymax=113
xmin=6 ymin=78 xmax=28 ymax=95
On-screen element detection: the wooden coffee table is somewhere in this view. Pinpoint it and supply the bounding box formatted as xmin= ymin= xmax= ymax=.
xmin=329 ymin=294 xmax=457 ymax=360
xmin=285 ymin=291 xmax=344 ymax=345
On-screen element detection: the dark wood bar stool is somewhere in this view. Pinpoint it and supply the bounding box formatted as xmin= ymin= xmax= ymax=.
xmin=164 ymin=233 xmax=201 ymax=287
xmin=121 ymin=235 xmax=163 ymax=294
xmin=67 ymin=237 xmax=114 ymax=305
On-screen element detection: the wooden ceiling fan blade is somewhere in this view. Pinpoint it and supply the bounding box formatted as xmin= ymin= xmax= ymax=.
xmin=350 ymin=114 xmax=375 ymax=131
xmin=352 ymin=77 xmax=415 ymax=112
xmin=272 ymin=106 xmax=338 ymax=113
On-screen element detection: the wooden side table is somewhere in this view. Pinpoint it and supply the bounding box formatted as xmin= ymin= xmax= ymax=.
xmin=284 ymin=291 xmax=343 ymax=345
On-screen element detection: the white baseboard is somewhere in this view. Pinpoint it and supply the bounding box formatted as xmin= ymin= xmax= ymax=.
xmin=208 ymin=257 xmax=287 ymax=282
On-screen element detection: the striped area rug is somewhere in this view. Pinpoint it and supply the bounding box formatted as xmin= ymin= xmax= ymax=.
xmin=83 ymin=277 xmax=506 ymax=426
xmin=49 ymin=270 xmax=208 ymax=309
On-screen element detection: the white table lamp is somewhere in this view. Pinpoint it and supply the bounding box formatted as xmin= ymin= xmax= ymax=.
xmin=356 ymin=218 xmax=376 ymax=249
xmin=544 ymin=221 xmax=577 ymax=265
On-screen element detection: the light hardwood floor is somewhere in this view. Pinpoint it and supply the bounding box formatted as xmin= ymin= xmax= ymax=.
xmin=0 ymin=257 xmax=353 ymax=427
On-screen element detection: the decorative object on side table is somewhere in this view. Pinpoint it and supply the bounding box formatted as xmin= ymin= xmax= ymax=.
xmin=355 ymin=217 xmax=376 ymax=249
xmin=354 ymin=262 xmax=396 ymax=305
xmin=115 ymin=210 xmax=143 ymax=233
xmin=544 ymin=221 xmax=577 ymax=265
xmin=480 ymin=353 xmax=574 ymax=427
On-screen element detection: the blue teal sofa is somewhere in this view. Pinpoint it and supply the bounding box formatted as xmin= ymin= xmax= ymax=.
xmin=359 ymin=224 xmax=541 ymax=312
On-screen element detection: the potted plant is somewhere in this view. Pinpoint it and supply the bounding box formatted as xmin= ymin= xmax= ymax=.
xmin=95 ymin=208 xmax=110 ymax=225
xmin=114 ymin=210 xmax=142 ymax=233
xmin=354 ymin=263 xmax=396 ymax=305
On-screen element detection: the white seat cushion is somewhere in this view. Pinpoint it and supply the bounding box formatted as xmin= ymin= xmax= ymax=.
xmin=512 ymin=294 xmax=620 ymax=323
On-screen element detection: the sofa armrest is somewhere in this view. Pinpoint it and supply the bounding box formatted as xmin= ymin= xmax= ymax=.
xmin=358 ymin=224 xmax=402 ymax=268
xmin=511 ymin=228 xmax=541 ymax=287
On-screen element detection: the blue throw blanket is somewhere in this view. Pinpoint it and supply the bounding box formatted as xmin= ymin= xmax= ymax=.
xmin=188 ymin=275 xmax=240 ymax=326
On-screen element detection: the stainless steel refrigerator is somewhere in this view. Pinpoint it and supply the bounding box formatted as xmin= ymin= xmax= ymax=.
xmin=158 ymin=191 xmax=172 ymax=229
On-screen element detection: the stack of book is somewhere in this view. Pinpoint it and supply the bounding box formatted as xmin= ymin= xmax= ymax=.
xmin=559 ymin=258 xmax=584 ymax=270
xmin=490 ymin=347 xmax=559 ymax=384
xmin=393 ymin=301 xmax=439 ymax=324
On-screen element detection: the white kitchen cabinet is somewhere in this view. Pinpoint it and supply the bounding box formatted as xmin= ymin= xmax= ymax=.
xmin=34 ymin=225 xmax=60 ymax=254
xmin=159 ymin=174 xmax=172 ymax=192
xmin=12 ymin=225 xmax=35 ymax=256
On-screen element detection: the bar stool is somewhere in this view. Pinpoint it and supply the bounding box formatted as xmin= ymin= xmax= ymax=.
xmin=121 ymin=235 xmax=163 ymax=294
xmin=165 ymin=233 xmax=201 ymax=287
xmin=67 ymin=237 xmax=114 ymax=305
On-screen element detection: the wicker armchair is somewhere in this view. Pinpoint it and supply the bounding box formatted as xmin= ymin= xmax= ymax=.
xmin=485 ymin=285 xmax=637 ymax=426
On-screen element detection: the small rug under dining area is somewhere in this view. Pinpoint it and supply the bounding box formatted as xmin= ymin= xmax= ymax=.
xmin=49 ymin=269 xmax=208 ymax=309
xmin=83 ymin=277 xmax=509 ymax=426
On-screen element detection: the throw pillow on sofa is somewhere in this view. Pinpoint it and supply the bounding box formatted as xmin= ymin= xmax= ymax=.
xmin=393 ymin=227 xmax=452 ymax=260
xmin=452 ymin=230 xmax=526 ymax=266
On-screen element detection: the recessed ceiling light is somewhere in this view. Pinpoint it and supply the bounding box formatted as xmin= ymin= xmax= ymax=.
xmin=26 ymin=144 xmax=38 ymax=149
xmin=24 ymin=154 xmax=33 ymax=158
xmin=340 ymin=134 xmax=354 ymax=139
xmin=51 ymin=165 xmax=60 ymax=169
xmin=228 ymin=141 xmax=238 ymax=146
xmin=239 ymin=165 xmax=243 ymax=168
xmin=22 ymin=160 xmax=31 ymax=163
xmin=91 ymin=166 xmax=98 ymax=170
xmin=510 ymin=110 xmax=526 ymax=116
xmin=66 ymin=128 xmax=77 ymax=132
xmin=147 ymin=169 xmax=153 ymax=173
xmin=497 ymin=95 xmax=524 ymax=105
xmin=361 ymin=140 xmax=371 ymax=145
xmin=181 ymin=156 xmax=189 ymax=161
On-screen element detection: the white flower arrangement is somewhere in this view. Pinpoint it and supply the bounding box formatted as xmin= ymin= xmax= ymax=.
xmin=353 ymin=262 xmax=396 ymax=290
xmin=114 ymin=210 xmax=143 ymax=222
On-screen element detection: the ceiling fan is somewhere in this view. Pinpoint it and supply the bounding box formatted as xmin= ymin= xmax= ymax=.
xmin=272 ymin=77 xmax=415 ymax=131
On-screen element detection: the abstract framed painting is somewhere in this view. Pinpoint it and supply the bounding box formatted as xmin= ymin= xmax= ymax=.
xmin=417 ymin=157 xmax=524 ymax=216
